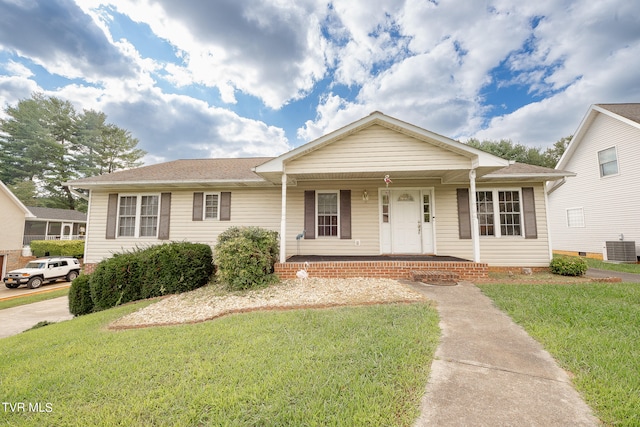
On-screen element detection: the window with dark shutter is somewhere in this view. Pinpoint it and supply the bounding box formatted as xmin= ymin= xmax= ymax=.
xmin=304 ymin=190 xmax=316 ymax=239
xmin=220 ymin=192 xmax=231 ymax=221
xmin=106 ymin=193 xmax=118 ymax=239
xmin=158 ymin=193 xmax=171 ymax=240
xmin=340 ymin=190 xmax=351 ymax=239
xmin=192 ymin=193 xmax=203 ymax=221
xmin=521 ymin=187 xmax=538 ymax=239
xmin=457 ymin=189 xmax=472 ymax=239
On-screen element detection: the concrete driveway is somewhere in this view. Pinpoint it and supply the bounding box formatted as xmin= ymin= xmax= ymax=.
xmin=1 ymin=281 xmax=73 ymax=339
xmin=0 ymin=296 xmax=72 ymax=338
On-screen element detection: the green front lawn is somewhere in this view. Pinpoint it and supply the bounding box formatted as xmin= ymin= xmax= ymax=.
xmin=583 ymin=257 xmax=640 ymax=274
xmin=480 ymin=282 xmax=640 ymax=427
xmin=0 ymin=288 xmax=69 ymax=310
xmin=0 ymin=301 xmax=439 ymax=426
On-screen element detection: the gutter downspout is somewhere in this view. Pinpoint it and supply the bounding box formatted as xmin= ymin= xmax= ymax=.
xmin=543 ymin=182 xmax=554 ymax=262
xmin=279 ymin=171 xmax=287 ymax=263
xmin=66 ymin=186 xmax=89 ymax=201
xmin=469 ymin=169 xmax=481 ymax=263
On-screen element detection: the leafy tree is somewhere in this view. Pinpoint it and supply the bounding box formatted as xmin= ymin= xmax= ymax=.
xmin=543 ymin=135 xmax=572 ymax=167
xmin=0 ymin=93 xmax=146 ymax=210
xmin=466 ymin=136 xmax=571 ymax=168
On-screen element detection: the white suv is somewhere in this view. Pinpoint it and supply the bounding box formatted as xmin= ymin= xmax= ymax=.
xmin=3 ymin=257 xmax=81 ymax=289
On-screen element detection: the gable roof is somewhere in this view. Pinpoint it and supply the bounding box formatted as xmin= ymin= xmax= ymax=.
xmin=0 ymin=181 xmax=34 ymax=218
xmin=66 ymin=158 xmax=274 ymax=189
xmin=556 ymin=103 xmax=640 ymax=172
xmin=26 ymin=206 xmax=87 ymax=222
xmin=255 ymin=111 xmax=509 ymax=177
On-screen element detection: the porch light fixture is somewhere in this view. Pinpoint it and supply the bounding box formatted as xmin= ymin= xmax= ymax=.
xmin=362 ymin=190 xmax=369 ymax=202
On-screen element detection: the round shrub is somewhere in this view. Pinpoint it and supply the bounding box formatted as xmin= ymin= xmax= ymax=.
xmin=215 ymin=226 xmax=279 ymax=291
xmin=68 ymin=273 xmax=94 ymax=316
xmin=550 ymin=256 xmax=588 ymax=276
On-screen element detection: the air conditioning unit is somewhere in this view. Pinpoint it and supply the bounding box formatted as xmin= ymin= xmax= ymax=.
xmin=605 ymin=241 xmax=637 ymax=262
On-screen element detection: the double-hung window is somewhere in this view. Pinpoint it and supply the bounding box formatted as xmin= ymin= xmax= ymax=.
xmin=117 ymin=194 xmax=160 ymax=237
xmin=475 ymin=190 xmax=522 ymax=237
xmin=317 ymin=192 xmax=339 ymax=237
xmin=204 ymin=193 xmax=220 ymax=220
xmin=597 ymin=147 xmax=618 ymax=177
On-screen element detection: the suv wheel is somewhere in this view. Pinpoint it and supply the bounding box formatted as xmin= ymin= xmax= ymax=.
xmin=27 ymin=276 xmax=43 ymax=289
xmin=66 ymin=270 xmax=79 ymax=282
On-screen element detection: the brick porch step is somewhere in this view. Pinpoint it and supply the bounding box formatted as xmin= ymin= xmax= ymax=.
xmin=411 ymin=270 xmax=459 ymax=285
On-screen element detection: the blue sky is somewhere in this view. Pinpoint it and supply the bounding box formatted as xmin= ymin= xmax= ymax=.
xmin=1 ymin=0 xmax=639 ymax=164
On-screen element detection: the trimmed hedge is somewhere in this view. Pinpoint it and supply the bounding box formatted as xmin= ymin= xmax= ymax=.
xmin=74 ymin=242 xmax=214 ymax=314
xmin=215 ymin=226 xmax=279 ymax=291
xmin=68 ymin=274 xmax=94 ymax=316
xmin=30 ymin=240 xmax=84 ymax=258
xmin=550 ymin=256 xmax=588 ymax=276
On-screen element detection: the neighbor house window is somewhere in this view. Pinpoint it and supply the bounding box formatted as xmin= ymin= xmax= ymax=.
xmin=204 ymin=193 xmax=220 ymax=219
xmin=598 ymin=147 xmax=618 ymax=177
xmin=476 ymin=190 xmax=522 ymax=237
xmin=566 ymin=207 xmax=585 ymax=228
xmin=317 ymin=192 xmax=338 ymax=237
xmin=118 ymin=194 xmax=160 ymax=237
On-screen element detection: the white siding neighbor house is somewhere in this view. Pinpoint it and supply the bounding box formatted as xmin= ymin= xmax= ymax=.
xmin=67 ymin=112 xmax=573 ymax=278
xmin=0 ymin=181 xmax=87 ymax=278
xmin=548 ymin=103 xmax=640 ymax=261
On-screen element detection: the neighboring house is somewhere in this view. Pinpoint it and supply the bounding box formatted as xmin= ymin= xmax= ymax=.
xmin=23 ymin=206 xmax=87 ymax=245
xmin=66 ymin=112 xmax=572 ymax=279
xmin=0 ymin=181 xmax=87 ymax=278
xmin=548 ymin=103 xmax=640 ymax=261
xmin=0 ymin=181 xmax=33 ymax=278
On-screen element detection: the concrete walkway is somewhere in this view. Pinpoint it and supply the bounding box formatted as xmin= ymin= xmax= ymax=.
xmin=408 ymin=281 xmax=599 ymax=427
xmin=0 ymin=296 xmax=72 ymax=339
xmin=586 ymin=267 xmax=640 ymax=283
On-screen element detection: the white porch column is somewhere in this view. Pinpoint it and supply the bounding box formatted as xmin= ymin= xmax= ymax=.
xmin=469 ymin=169 xmax=481 ymax=263
xmin=279 ymin=172 xmax=287 ymax=263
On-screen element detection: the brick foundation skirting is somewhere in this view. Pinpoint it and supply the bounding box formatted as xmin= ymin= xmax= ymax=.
xmin=275 ymin=261 xmax=489 ymax=281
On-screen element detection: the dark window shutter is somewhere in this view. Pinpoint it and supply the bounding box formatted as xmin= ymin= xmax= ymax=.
xmin=192 ymin=192 xmax=203 ymax=221
xmin=158 ymin=192 xmax=171 ymax=240
xmin=340 ymin=190 xmax=351 ymax=239
xmin=106 ymin=193 xmax=118 ymax=239
xmin=522 ymin=187 xmax=538 ymax=239
xmin=457 ymin=188 xmax=472 ymax=239
xmin=220 ymin=192 xmax=231 ymax=221
xmin=304 ymin=190 xmax=315 ymax=239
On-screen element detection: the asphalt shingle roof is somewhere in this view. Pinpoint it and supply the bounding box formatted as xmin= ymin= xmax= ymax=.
xmin=27 ymin=206 xmax=87 ymax=222
xmin=597 ymin=103 xmax=640 ymax=124
xmin=68 ymin=158 xmax=274 ymax=185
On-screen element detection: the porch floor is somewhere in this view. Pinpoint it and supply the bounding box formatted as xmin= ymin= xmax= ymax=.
xmin=286 ymin=254 xmax=469 ymax=262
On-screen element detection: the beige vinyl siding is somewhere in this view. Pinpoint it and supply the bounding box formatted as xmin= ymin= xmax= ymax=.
xmin=549 ymin=113 xmax=640 ymax=256
xmin=84 ymin=188 xmax=281 ymax=264
xmin=287 ymin=125 xmax=471 ymax=174
xmin=0 ymin=193 xmax=26 ymax=251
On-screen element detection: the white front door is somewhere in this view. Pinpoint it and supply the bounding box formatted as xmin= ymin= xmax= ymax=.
xmin=391 ymin=190 xmax=422 ymax=253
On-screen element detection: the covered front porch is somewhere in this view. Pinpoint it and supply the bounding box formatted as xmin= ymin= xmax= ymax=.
xmin=275 ymin=254 xmax=489 ymax=282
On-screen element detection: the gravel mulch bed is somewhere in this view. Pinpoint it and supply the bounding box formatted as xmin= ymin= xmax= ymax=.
xmin=109 ymin=277 xmax=428 ymax=330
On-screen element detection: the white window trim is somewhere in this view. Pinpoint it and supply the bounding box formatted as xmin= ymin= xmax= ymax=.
xmin=316 ymin=190 xmax=340 ymax=238
xmin=566 ymin=207 xmax=585 ymax=228
xmin=597 ymin=146 xmax=620 ymax=178
xmin=476 ymin=188 xmax=525 ymax=238
xmin=203 ymin=192 xmax=221 ymax=220
xmin=116 ymin=193 xmax=161 ymax=238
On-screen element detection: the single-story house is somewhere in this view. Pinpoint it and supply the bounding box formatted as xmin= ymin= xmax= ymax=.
xmin=548 ymin=103 xmax=640 ymax=261
xmin=0 ymin=181 xmax=87 ymax=277
xmin=66 ymin=112 xmax=573 ymax=280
